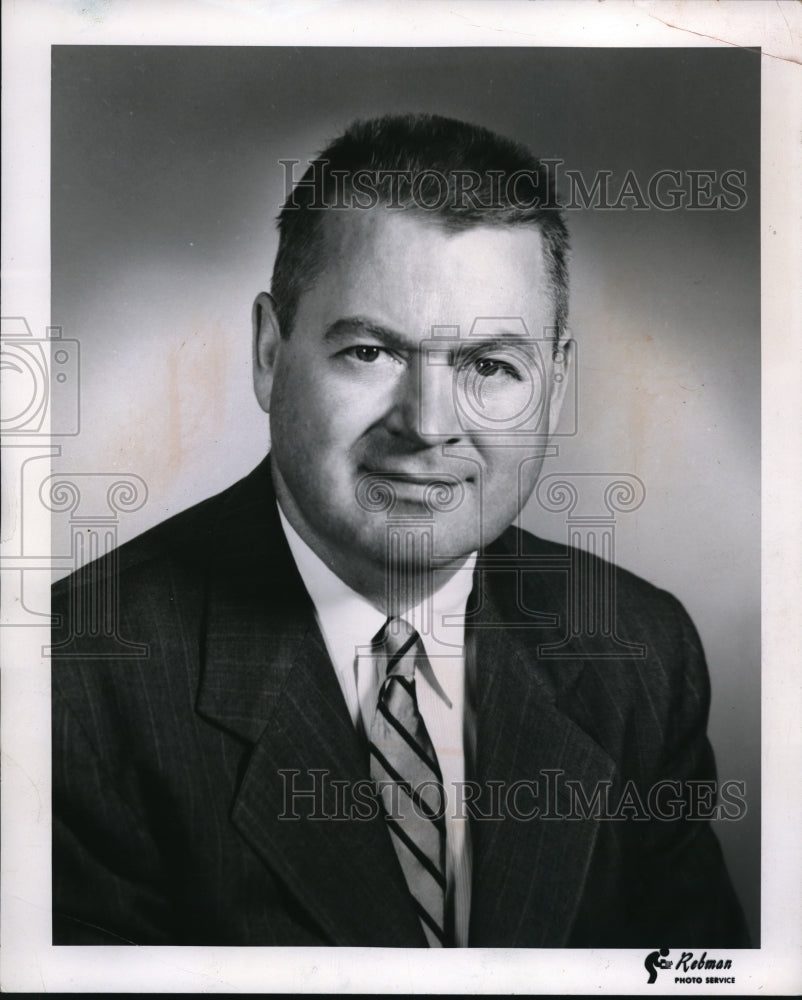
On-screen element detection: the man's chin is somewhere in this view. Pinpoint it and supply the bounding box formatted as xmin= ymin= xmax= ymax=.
xmin=351 ymin=516 xmax=480 ymax=566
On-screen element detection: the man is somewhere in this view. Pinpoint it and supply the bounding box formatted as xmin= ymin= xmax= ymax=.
xmin=52 ymin=113 xmax=748 ymax=947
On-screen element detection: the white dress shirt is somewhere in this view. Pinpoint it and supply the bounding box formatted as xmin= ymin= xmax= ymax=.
xmin=277 ymin=505 xmax=476 ymax=946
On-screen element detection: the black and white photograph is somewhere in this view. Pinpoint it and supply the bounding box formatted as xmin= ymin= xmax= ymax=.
xmin=2 ymin=1 xmax=800 ymax=994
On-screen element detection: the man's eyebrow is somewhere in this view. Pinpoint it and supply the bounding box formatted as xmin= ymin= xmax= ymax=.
xmin=323 ymin=316 xmax=542 ymax=352
xmin=463 ymin=330 xmax=540 ymax=349
xmin=323 ymin=316 xmax=412 ymax=351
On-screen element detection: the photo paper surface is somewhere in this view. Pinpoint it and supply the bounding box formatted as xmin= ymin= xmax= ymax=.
xmin=2 ymin=1 xmax=800 ymax=994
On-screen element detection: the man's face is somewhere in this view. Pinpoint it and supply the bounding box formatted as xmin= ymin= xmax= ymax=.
xmin=254 ymin=208 xmax=569 ymax=597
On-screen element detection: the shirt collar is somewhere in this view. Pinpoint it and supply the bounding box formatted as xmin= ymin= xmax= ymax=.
xmin=277 ymin=503 xmax=476 ymax=684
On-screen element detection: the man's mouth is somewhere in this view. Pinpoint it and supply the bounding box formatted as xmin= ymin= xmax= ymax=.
xmin=358 ymin=461 xmax=475 ymax=484
xmin=355 ymin=467 xmax=472 ymax=513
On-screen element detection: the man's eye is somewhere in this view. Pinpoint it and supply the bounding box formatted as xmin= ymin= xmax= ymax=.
xmin=339 ymin=344 xmax=402 ymax=369
xmin=472 ymin=356 xmax=522 ymax=380
xmin=350 ymin=346 xmax=382 ymax=363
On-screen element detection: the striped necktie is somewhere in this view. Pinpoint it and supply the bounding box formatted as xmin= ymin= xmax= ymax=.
xmin=369 ymin=617 xmax=449 ymax=947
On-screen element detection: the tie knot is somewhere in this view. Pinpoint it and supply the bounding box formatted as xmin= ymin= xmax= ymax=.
xmin=375 ymin=616 xmax=420 ymax=678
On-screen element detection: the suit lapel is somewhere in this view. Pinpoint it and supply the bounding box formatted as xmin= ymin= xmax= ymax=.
xmin=195 ymin=462 xmax=425 ymax=946
xmin=193 ymin=462 xmax=615 ymax=946
xmin=467 ymin=560 xmax=616 ymax=947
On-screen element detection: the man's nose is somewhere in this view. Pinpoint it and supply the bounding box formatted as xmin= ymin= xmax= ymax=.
xmin=387 ymin=358 xmax=464 ymax=445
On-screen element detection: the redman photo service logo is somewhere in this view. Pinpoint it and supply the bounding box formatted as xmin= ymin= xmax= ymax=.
xmin=644 ymin=948 xmax=735 ymax=985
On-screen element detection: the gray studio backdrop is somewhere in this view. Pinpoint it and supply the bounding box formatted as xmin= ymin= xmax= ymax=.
xmin=51 ymin=46 xmax=760 ymax=943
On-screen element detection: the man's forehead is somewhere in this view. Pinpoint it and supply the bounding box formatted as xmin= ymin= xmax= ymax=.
xmin=315 ymin=206 xmax=549 ymax=297
xmin=297 ymin=206 xmax=554 ymax=336
xmin=321 ymin=204 xmax=545 ymax=255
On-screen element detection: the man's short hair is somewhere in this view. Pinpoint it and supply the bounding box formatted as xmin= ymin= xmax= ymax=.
xmin=271 ymin=113 xmax=569 ymax=340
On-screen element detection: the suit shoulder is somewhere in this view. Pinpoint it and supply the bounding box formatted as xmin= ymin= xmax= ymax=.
xmin=52 ymin=459 xmax=270 ymax=600
xmin=50 ymin=461 xmax=272 ymax=718
xmin=494 ymin=527 xmax=711 ymax=760
xmin=496 ymin=523 xmax=689 ymax=619
xmin=492 ymin=523 xmax=705 ymax=680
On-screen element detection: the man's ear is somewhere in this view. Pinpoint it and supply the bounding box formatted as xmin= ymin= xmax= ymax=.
xmin=252 ymin=292 xmax=281 ymax=414
xmin=546 ymin=336 xmax=573 ymax=434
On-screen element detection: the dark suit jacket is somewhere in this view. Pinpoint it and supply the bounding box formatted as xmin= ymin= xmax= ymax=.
xmin=52 ymin=458 xmax=749 ymax=946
